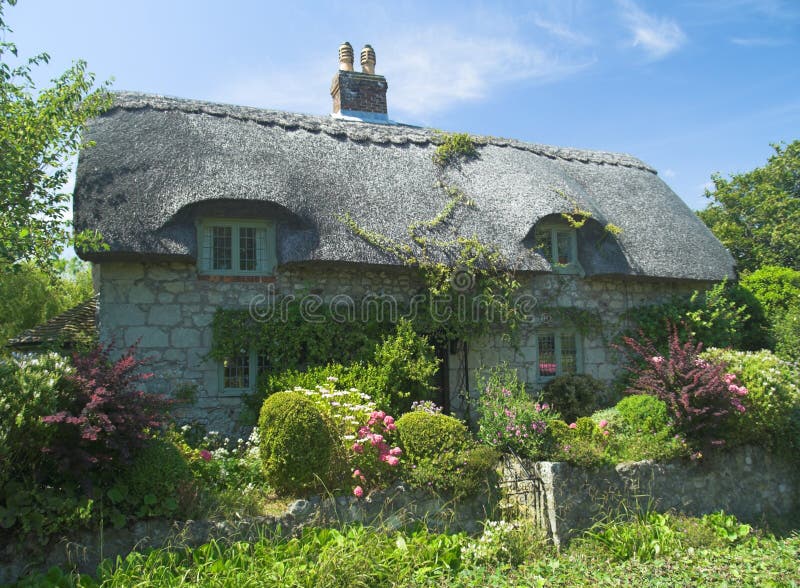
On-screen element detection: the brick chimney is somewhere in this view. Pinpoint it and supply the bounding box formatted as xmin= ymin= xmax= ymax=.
xmin=331 ymin=42 xmax=388 ymax=123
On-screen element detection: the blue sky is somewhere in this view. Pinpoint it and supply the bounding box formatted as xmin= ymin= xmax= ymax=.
xmin=6 ymin=0 xmax=799 ymax=211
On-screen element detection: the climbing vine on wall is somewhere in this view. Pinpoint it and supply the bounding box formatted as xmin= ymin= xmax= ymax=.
xmin=342 ymin=132 xmax=525 ymax=343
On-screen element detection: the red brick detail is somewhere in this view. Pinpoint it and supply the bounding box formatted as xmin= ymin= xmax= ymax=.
xmin=197 ymin=275 xmax=277 ymax=284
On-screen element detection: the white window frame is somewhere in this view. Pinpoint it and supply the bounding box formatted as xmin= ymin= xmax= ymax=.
xmin=197 ymin=218 xmax=276 ymax=276
xmin=534 ymin=224 xmax=584 ymax=276
xmin=534 ymin=330 xmax=583 ymax=383
xmin=219 ymin=348 xmax=268 ymax=396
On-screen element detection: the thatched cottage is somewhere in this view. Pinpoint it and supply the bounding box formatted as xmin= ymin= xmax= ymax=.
xmin=73 ymin=43 xmax=735 ymax=430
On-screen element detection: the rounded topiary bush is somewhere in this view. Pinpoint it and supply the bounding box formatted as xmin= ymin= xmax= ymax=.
xmin=120 ymin=437 xmax=194 ymax=518
xmin=540 ymin=374 xmax=605 ymax=423
xmin=616 ymin=394 xmax=671 ymax=434
xmin=258 ymin=391 xmax=339 ymax=495
xmin=395 ymin=411 xmax=471 ymax=462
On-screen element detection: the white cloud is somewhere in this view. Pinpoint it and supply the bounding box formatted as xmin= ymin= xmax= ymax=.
xmin=731 ymin=36 xmax=790 ymax=47
xmin=617 ymin=0 xmax=686 ymax=59
xmin=214 ymin=27 xmax=594 ymax=122
xmin=530 ymin=15 xmax=592 ymax=46
xmin=662 ymin=168 xmax=676 ymax=178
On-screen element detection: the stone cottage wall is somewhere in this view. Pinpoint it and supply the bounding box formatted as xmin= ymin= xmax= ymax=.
xmin=95 ymin=261 xmax=703 ymax=432
xmin=448 ymin=274 xmax=701 ymax=422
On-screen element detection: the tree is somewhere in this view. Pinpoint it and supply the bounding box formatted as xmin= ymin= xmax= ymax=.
xmin=0 ymin=0 xmax=109 ymax=271
xmin=0 ymin=259 xmax=93 ymax=344
xmin=698 ymin=140 xmax=800 ymax=274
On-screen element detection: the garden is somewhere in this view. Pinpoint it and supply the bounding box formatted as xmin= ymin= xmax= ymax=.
xmin=2 ymin=273 xmax=800 ymax=586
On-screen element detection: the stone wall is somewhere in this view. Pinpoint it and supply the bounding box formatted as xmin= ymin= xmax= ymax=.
xmin=95 ymin=260 xmax=702 ymax=432
xmin=0 ymin=482 xmax=492 ymax=584
xmin=499 ymin=446 xmax=800 ymax=548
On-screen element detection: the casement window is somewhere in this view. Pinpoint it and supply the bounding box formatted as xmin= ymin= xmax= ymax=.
xmin=535 ymin=331 xmax=582 ymax=381
xmin=198 ymin=219 xmax=276 ymax=275
xmin=534 ymin=224 xmax=583 ymax=275
xmin=220 ymin=349 xmax=269 ymax=394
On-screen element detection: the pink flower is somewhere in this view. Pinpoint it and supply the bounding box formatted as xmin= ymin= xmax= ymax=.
xmin=372 ymin=411 xmax=386 ymax=421
xmin=598 ymin=419 xmax=608 ymax=429
xmin=199 ymin=449 xmax=212 ymax=462
xmin=351 ymin=443 xmax=363 ymax=454
xmin=650 ymin=356 xmax=665 ymax=366
xmin=383 ymin=415 xmax=395 ymax=426
xmin=386 ymin=423 xmax=397 ymax=432
xmin=370 ymin=434 xmax=384 ymax=445
xmin=569 ymin=422 xmax=577 ymax=429
xmin=353 ymin=486 xmax=364 ymax=498
xmin=723 ymin=373 xmax=736 ymax=385
xmin=389 ymin=447 xmax=402 ymax=456
xmin=386 ymin=455 xmax=400 ymax=466
xmin=603 ymin=430 xmax=610 ymax=436
xmin=352 ymin=469 xmax=361 ymax=478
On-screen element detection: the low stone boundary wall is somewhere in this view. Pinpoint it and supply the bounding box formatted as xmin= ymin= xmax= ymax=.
xmin=0 ymin=482 xmax=493 ymax=584
xmin=499 ymin=445 xmax=799 ymax=548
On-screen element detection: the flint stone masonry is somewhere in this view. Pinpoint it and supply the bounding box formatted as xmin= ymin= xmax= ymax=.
xmin=499 ymin=445 xmax=800 ymax=548
xmin=0 ymin=483 xmax=491 ymax=584
xmin=95 ymin=260 xmax=703 ymax=433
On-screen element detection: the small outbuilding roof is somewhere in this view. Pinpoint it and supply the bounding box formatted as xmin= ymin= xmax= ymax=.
xmin=6 ymin=296 xmax=97 ymax=349
xmin=73 ymin=92 xmax=735 ymax=281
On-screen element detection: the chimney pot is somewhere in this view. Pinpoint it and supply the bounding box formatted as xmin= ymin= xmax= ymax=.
xmin=338 ymin=42 xmax=354 ymax=71
xmin=360 ymin=44 xmax=376 ymax=75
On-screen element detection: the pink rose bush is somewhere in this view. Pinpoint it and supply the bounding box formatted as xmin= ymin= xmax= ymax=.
xmin=349 ymin=410 xmax=403 ymax=498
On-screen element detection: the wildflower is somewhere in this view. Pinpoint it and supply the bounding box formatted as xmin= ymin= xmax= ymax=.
xmin=352 ymin=469 xmax=362 ymax=478
xmin=598 ymin=419 xmax=608 ymax=429
xmin=352 ymin=443 xmax=363 ymax=454
xmin=199 ymin=449 xmax=212 ymax=461
xmin=650 ymin=356 xmax=665 ymax=366
xmin=383 ymin=415 xmax=395 ymax=427
xmin=353 ymin=486 xmax=364 ymax=498
xmin=389 ymin=446 xmax=402 ymax=456
xmin=603 ymin=430 xmax=610 ymax=436
xmin=569 ymin=422 xmax=577 ymax=429
xmin=386 ymin=455 xmax=399 ymax=466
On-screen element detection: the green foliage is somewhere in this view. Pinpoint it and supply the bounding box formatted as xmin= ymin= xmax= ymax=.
xmin=404 ymin=445 xmax=500 ymax=499
xmin=583 ymin=508 xmax=682 ymax=562
xmin=0 ymin=352 xmax=74 ymax=487
xmin=741 ymin=266 xmax=800 ymax=318
xmin=624 ymin=279 xmax=769 ymax=352
xmin=110 ymin=438 xmax=195 ymax=522
xmin=698 ymin=140 xmax=800 ymax=273
xmin=0 ymin=1 xmax=110 ymax=269
xmin=462 ymin=519 xmax=546 ymax=568
xmin=550 ymin=417 xmax=611 ymax=467
xmin=258 ymin=391 xmax=340 ymax=495
xmin=395 ymin=411 xmax=471 ymax=463
xmin=256 ymin=319 xmax=439 ymax=417
xmin=539 ymin=374 xmax=604 ymax=423
xmin=475 ymin=365 xmax=560 ymax=460
xmin=701 ymin=511 xmax=752 ymax=545
xmin=701 ymin=348 xmax=800 ymax=451
xmin=615 ymin=395 xmax=670 ymax=434
xmin=0 ymin=261 xmax=93 ymax=347
xmin=433 ymin=131 xmax=478 ymax=167
xmin=774 ymin=303 xmax=800 ymax=362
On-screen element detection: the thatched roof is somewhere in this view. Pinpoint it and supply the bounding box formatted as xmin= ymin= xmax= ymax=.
xmin=74 ymin=92 xmax=735 ymax=281
xmin=6 ymin=297 xmax=97 ymax=349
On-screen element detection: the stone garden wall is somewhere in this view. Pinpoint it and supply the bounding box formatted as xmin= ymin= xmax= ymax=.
xmin=499 ymin=445 xmax=800 ymax=548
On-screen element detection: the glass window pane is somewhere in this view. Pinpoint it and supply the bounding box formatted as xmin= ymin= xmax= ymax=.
xmin=534 ymin=229 xmax=552 ymax=261
xmin=239 ymin=227 xmax=257 ymax=271
xmin=224 ymin=355 xmax=250 ymax=389
xmin=561 ymin=334 xmax=577 ymax=374
xmin=538 ymin=334 xmax=556 ymax=377
xmin=212 ymin=226 xmax=232 ymax=270
xmin=556 ymin=231 xmax=572 ymax=265
xmin=256 ymin=354 xmax=269 ymax=376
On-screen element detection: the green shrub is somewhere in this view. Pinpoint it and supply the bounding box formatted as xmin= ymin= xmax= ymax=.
xmin=404 ymin=445 xmax=500 ymax=499
xmin=701 ymin=511 xmax=752 ymax=545
xmin=741 ymin=266 xmax=800 ymax=318
xmin=773 ymin=303 xmax=800 ymax=362
xmin=701 ymin=348 xmax=800 ymax=450
xmin=615 ymin=395 xmax=670 ymax=434
xmin=623 ymin=279 xmax=770 ymax=352
xmin=258 ymin=319 xmax=439 ymax=417
xmin=550 ymin=416 xmax=611 ymax=467
xmin=258 ymin=391 xmax=341 ymax=495
xmin=395 ymin=411 xmax=471 ymax=462
xmin=111 ymin=437 xmax=195 ymax=522
xmin=540 ymin=374 xmax=604 ymax=423
xmin=583 ymin=508 xmax=682 ymax=562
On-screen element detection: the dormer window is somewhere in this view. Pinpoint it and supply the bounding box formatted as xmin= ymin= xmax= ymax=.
xmin=198 ymin=219 xmax=276 ymax=275
xmin=534 ymin=224 xmax=583 ymax=275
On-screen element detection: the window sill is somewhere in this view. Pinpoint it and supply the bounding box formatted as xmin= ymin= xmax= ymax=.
xmin=198 ymin=275 xmax=277 ymax=283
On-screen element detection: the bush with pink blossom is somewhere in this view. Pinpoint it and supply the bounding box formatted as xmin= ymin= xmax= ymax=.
xmin=349 ymin=410 xmax=403 ymax=497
